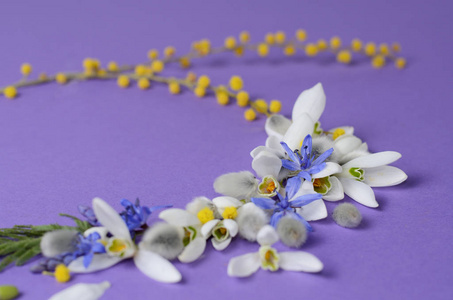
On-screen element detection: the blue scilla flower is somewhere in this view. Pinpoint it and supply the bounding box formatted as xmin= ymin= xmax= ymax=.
xmin=251 ymin=178 xmax=322 ymax=232
xmin=280 ymin=134 xmax=334 ymax=192
xmin=73 ymin=232 xmax=106 ymax=268
xmin=78 ymin=205 xmax=101 ymax=226
xmin=120 ymin=198 xmax=172 ymax=232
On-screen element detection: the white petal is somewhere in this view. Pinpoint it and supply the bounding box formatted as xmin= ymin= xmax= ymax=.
xmin=213 ymin=196 xmax=243 ymax=210
xmin=178 ymin=237 xmax=206 ymax=263
xmin=339 ymin=178 xmax=379 ymax=208
xmin=312 ymin=162 xmax=342 ymax=178
xmin=292 ymin=83 xmax=326 ymax=122
xmin=49 ymin=281 xmax=111 ymax=300
xmin=257 ymin=225 xmax=279 ymax=246
xmin=159 ymin=208 xmax=200 ymax=227
xmin=68 ymin=254 xmax=123 ymax=273
xmin=330 ymin=126 xmax=354 ymax=136
xmin=92 ymin=197 xmax=131 ymax=241
xmin=252 ymin=151 xmax=282 ymax=179
xmin=212 ymin=237 xmax=232 ymax=251
xmin=223 ymin=219 xmax=239 ymax=237
xmin=279 ymin=251 xmax=323 ymax=273
xmin=201 ymin=219 xmax=220 ymax=238
xmin=266 ymin=135 xmax=284 ymax=153
xmin=282 ymin=114 xmax=315 ymax=150
xmin=134 ymin=250 xmax=181 ymax=283
xmin=265 ymin=114 xmax=292 ymax=139
xmin=250 ymin=146 xmax=267 ymax=158
xmin=83 ymin=227 xmax=109 ymax=240
xmin=296 ymin=199 xmax=327 ymax=221
xmin=343 ymin=151 xmax=402 ymax=169
xmin=334 ymin=135 xmax=362 ymax=157
xmin=227 ymin=252 xmax=261 ymax=277
xmin=322 ymin=176 xmax=344 ymax=201
xmin=363 ymin=166 xmax=408 ymax=187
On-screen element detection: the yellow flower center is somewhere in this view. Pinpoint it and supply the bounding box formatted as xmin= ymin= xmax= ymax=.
xmin=54 ymin=264 xmax=70 ymax=283
xmin=313 ymin=178 xmax=322 ymax=188
xmin=266 ymin=181 xmax=276 ymax=193
xmin=108 ymin=239 xmax=127 ymax=254
xmin=222 ymin=206 xmax=238 ymax=219
xmin=197 ymin=207 xmax=215 ymax=224
xmin=332 ymin=128 xmax=346 ymax=140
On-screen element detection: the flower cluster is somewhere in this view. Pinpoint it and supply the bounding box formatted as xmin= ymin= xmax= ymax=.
xmin=0 ymin=30 xmax=405 ymax=122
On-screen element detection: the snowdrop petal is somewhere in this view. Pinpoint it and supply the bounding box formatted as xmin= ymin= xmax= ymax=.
xmin=292 ymin=83 xmax=326 ymax=122
xmin=363 ymin=166 xmax=408 ymax=187
xmin=322 ymin=176 xmax=345 ymax=201
xmin=252 ymin=151 xmax=282 ymax=179
xmin=159 ymin=208 xmax=200 ymax=227
xmin=339 ymin=178 xmax=379 ymax=208
xmin=68 ymin=254 xmax=123 ymax=273
xmin=265 ymin=114 xmax=292 ymax=139
xmin=134 ymin=250 xmax=182 ymax=283
xmin=296 ymin=199 xmax=327 ymax=221
xmin=257 ymin=225 xmax=279 ymax=246
xmin=49 ymin=281 xmax=111 ymax=300
xmin=223 ymin=219 xmax=239 ymax=237
xmin=92 ymin=197 xmax=131 ymax=241
xmin=178 ymin=237 xmax=206 ymax=263
xmin=282 ymin=114 xmax=315 ymax=150
xmin=279 ymin=251 xmax=323 ymax=273
xmin=312 ymin=162 xmax=342 ymax=178
xmin=227 ymin=252 xmax=261 ymax=277
xmin=334 ymin=135 xmax=362 ymax=157
xmin=213 ymin=196 xmax=243 ymax=210
xmin=266 ymin=135 xmax=285 ymax=154
xmin=343 ymin=151 xmax=402 ymax=169
xmin=83 ymin=227 xmax=109 ymax=240
xmin=212 ymin=237 xmax=232 ymax=251
xmin=201 ymin=219 xmax=220 ymax=238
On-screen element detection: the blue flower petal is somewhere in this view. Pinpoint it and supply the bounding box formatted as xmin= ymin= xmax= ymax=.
xmin=289 ymin=193 xmax=322 ymax=207
xmin=270 ymin=211 xmax=285 ymax=227
xmin=252 ymin=198 xmax=277 ymax=210
xmin=292 ymin=212 xmax=313 ymax=232
xmin=312 ymin=148 xmax=334 ymax=166
xmin=286 ymin=177 xmax=302 ymax=200
xmin=282 ymin=159 xmax=301 ymax=171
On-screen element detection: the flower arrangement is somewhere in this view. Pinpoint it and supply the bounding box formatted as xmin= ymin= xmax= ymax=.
xmin=0 ymin=30 xmax=407 ymax=299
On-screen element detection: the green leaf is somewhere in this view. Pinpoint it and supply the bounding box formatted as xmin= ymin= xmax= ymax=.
xmin=15 ymin=243 xmax=42 ymax=266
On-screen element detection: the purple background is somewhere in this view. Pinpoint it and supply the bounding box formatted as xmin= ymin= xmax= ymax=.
xmin=0 ymin=0 xmax=452 ymax=299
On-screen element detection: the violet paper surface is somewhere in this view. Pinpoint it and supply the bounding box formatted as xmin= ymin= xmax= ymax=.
xmin=0 ymin=0 xmax=452 ymax=299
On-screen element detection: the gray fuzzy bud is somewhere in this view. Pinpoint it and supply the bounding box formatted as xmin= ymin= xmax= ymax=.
xmin=277 ymin=217 xmax=307 ymax=248
xmin=333 ymin=203 xmax=362 ymax=228
xmin=236 ymin=203 xmax=268 ymax=242
xmin=40 ymin=230 xmax=79 ymax=258
xmin=140 ymin=223 xmax=184 ymax=260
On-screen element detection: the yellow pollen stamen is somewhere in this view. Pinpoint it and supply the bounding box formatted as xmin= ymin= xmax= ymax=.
xmin=332 ymin=128 xmax=346 ymax=140
xmin=222 ymin=206 xmax=238 ymax=219
xmin=266 ymin=181 xmax=276 ymax=193
xmin=313 ymin=178 xmax=322 ymax=188
xmin=265 ymin=250 xmax=272 ymax=261
xmin=219 ymin=227 xmax=227 ymax=235
xmin=197 ymin=207 xmax=214 ymax=224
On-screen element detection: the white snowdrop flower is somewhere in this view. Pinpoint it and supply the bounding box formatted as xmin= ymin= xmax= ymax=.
xmin=336 ymin=151 xmax=408 ymax=207
xmin=68 ymin=198 xmax=182 ymax=283
xmin=332 ymin=203 xmax=362 ymax=228
xmin=40 ymin=230 xmax=79 ymax=258
xmin=48 ymin=281 xmax=111 ymax=300
xmin=228 ymin=226 xmax=323 ymax=277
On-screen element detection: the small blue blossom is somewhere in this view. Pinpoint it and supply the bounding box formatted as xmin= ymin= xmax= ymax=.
xmin=120 ymin=198 xmax=172 ymax=232
xmin=73 ymin=232 xmax=106 ymax=268
xmin=280 ymin=134 xmax=333 ymax=193
xmin=251 ymin=179 xmax=322 ymax=232
xmin=78 ymin=205 xmax=101 ymax=226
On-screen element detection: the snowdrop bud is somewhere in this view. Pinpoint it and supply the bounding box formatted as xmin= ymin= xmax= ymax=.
xmin=312 ymin=136 xmax=339 ymax=163
xmin=48 ymin=281 xmax=111 ymax=300
xmin=236 ymin=203 xmax=268 ymax=242
xmin=213 ymin=171 xmax=259 ymax=200
xmin=140 ymin=223 xmax=184 ymax=260
xmin=40 ymin=230 xmax=79 ymax=258
xmin=276 ymin=217 xmax=307 ymax=248
xmin=333 ymin=203 xmax=362 ymax=228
